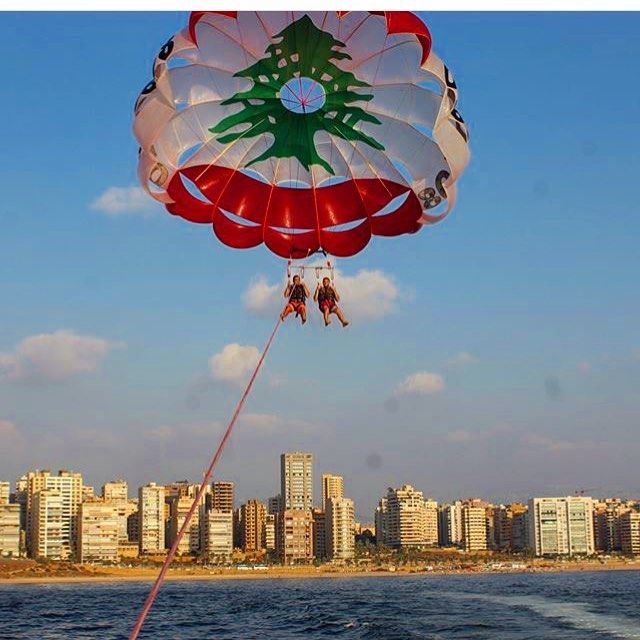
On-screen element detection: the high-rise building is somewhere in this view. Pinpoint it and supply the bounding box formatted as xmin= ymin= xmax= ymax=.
xmin=167 ymin=495 xmax=201 ymax=555
xmin=374 ymin=496 xmax=388 ymax=547
xmin=138 ymin=483 xmax=165 ymax=554
xmin=102 ymin=480 xmax=128 ymax=502
xmin=263 ymin=513 xmax=276 ymax=552
xmin=0 ymin=481 xmax=10 ymax=505
xmin=377 ymin=485 xmax=438 ymax=548
xmin=321 ymin=474 xmax=344 ymax=510
xmin=200 ymin=508 xmax=233 ymax=562
xmin=493 ymin=503 xmax=528 ymax=552
xmin=593 ymin=499 xmax=632 ymax=552
xmin=277 ymin=510 xmax=313 ymax=563
xmin=210 ymin=482 xmax=234 ymax=513
xmin=438 ymin=501 xmax=463 ymax=547
xmin=461 ymin=502 xmax=488 ymax=552
xmin=326 ymin=497 xmax=355 ymax=561
xmin=78 ymin=499 xmax=119 ymax=563
xmin=239 ymin=499 xmax=266 ymax=553
xmin=528 ymin=497 xmax=595 ymax=556
xmin=26 ymin=470 xmax=83 ymax=559
xmin=30 ymin=489 xmax=64 ymax=559
xmin=620 ymin=511 xmax=640 ymax=555
xmin=281 ymin=452 xmax=313 ymax=511
xmin=311 ymin=508 xmax=327 ymax=560
xmin=268 ymin=495 xmax=281 ymax=515
xmin=0 ymin=503 xmax=20 ymax=556
xmin=424 ymin=499 xmax=439 ymax=546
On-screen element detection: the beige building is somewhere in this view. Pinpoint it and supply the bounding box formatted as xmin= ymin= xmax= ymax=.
xmin=528 ymin=496 xmax=595 ymax=556
xmin=0 ymin=481 xmax=10 ymax=505
xmin=210 ymin=482 xmax=234 ymax=513
xmin=167 ymin=495 xmax=200 ymax=555
xmin=0 ymin=503 xmax=21 ymax=556
xmin=139 ymin=483 xmax=165 ymax=554
xmin=321 ymin=474 xmax=344 ymax=510
xmin=239 ymin=499 xmax=266 ymax=553
xmin=377 ymin=485 xmax=439 ymax=548
xmin=31 ymin=489 xmax=64 ymax=559
xmin=263 ymin=513 xmax=276 ymax=552
xmin=593 ymin=499 xmax=632 ymax=552
xmin=102 ymin=480 xmax=128 ymax=502
xmin=79 ymin=499 xmax=119 ymax=563
xmin=620 ymin=511 xmax=640 ymax=555
xmin=277 ymin=510 xmax=313 ymax=563
xmin=200 ymin=508 xmax=233 ymax=562
xmin=311 ymin=508 xmax=327 ymax=560
xmin=493 ymin=503 xmax=529 ymax=552
xmin=326 ymin=497 xmax=355 ymax=562
xmin=461 ymin=502 xmax=488 ymax=552
xmin=281 ymin=452 xmax=313 ymax=511
xmin=26 ymin=470 xmax=83 ymax=559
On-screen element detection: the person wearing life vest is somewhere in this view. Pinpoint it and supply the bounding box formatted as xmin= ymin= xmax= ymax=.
xmin=314 ymin=277 xmax=349 ymax=328
xmin=281 ymin=274 xmax=310 ymax=324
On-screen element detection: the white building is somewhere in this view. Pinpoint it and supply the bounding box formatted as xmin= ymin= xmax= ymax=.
xmin=438 ymin=501 xmax=463 ymax=547
xmin=326 ymin=497 xmax=355 ymax=561
xmin=0 ymin=503 xmax=21 ymax=556
xmin=376 ymin=485 xmax=438 ymax=548
xmin=79 ymin=500 xmax=119 ymax=563
xmin=31 ymin=489 xmax=64 ymax=559
xmin=138 ymin=483 xmax=165 ymax=554
xmin=281 ymin=452 xmax=313 ymax=511
xmin=200 ymin=508 xmax=233 ymax=562
xmin=26 ymin=470 xmax=83 ymax=559
xmin=528 ymin=496 xmax=595 ymax=556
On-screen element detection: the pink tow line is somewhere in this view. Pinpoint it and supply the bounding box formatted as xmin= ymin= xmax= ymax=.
xmin=128 ymin=316 xmax=282 ymax=639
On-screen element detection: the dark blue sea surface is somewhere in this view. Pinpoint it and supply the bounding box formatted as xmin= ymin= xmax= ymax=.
xmin=1 ymin=571 xmax=639 ymax=639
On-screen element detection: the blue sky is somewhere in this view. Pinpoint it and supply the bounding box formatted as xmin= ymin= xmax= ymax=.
xmin=1 ymin=12 xmax=639 ymax=518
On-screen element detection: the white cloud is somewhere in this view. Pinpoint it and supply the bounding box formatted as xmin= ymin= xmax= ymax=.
xmin=91 ymin=186 xmax=157 ymax=216
xmin=0 ymin=330 xmax=123 ymax=383
xmin=240 ymin=412 xmax=316 ymax=435
xmin=243 ymin=276 xmax=281 ymax=316
xmin=396 ymin=371 xmax=445 ymax=396
xmin=242 ymin=267 xmax=399 ymax=322
xmin=0 ymin=420 xmax=23 ymax=444
xmin=447 ymin=351 xmax=478 ymax=367
xmin=240 ymin=413 xmax=280 ymax=432
xmin=209 ymin=343 xmax=260 ymax=384
xmin=335 ymin=269 xmax=398 ymax=321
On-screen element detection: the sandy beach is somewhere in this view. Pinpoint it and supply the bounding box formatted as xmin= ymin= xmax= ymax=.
xmin=2 ymin=558 xmax=639 ymax=586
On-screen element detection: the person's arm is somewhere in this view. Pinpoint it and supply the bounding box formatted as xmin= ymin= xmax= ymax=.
xmin=313 ymin=283 xmax=320 ymax=302
xmin=303 ymin=282 xmax=310 ymax=297
xmin=333 ymin=286 xmax=340 ymax=302
xmin=283 ymin=283 xmax=291 ymax=298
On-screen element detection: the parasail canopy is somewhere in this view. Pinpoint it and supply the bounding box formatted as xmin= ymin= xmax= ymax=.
xmin=133 ymin=11 xmax=470 ymax=259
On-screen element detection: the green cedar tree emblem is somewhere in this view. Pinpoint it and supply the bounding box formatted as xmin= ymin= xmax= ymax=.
xmin=209 ymin=14 xmax=384 ymax=174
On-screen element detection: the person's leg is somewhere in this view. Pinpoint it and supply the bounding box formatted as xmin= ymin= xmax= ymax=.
xmin=280 ymin=303 xmax=293 ymax=321
xmin=333 ymin=305 xmax=349 ymax=327
xmin=299 ymin=304 xmax=307 ymax=324
xmin=323 ymin=305 xmax=331 ymax=326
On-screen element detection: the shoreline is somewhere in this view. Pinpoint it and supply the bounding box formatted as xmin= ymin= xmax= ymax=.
xmin=2 ymin=562 xmax=639 ymax=586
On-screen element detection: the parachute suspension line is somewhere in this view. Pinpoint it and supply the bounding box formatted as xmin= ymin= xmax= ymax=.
xmin=128 ymin=314 xmax=283 ymax=640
